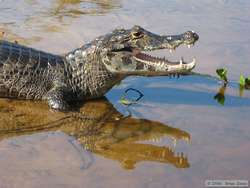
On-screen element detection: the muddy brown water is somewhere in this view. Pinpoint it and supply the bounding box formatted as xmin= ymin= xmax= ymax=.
xmin=0 ymin=0 xmax=250 ymax=188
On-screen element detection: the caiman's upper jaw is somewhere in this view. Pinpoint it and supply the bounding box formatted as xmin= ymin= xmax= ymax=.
xmin=163 ymin=31 xmax=199 ymax=50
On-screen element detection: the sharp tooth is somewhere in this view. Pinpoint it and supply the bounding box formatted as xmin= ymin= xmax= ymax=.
xmin=183 ymin=58 xmax=196 ymax=70
xmin=190 ymin=58 xmax=196 ymax=66
xmin=162 ymin=150 xmax=166 ymax=158
xmin=179 ymin=158 xmax=183 ymax=164
xmin=173 ymin=138 xmax=177 ymax=147
xmin=186 ymin=137 xmax=191 ymax=144
xmin=192 ymin=58 xmax=196 ymax=63
xmin=188 ymin=44 xmax=191 ymax=48
xmin=167 ymin=36 xmax=172 ymax=40
xmin=180 ymin=58 xmax=183 ymax=65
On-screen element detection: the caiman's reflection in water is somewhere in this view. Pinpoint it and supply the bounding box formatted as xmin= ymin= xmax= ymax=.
xmin=0 ymin=0 xmax=121 ymax=43
xmin=0 ymin=98 xmax=190 ymax=170
xmin=53 ymin=0 xmax=121 ymax=17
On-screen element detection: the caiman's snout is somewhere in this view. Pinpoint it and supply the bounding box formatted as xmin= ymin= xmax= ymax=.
xmin=162 ymin=30 xmax=199 ymax=50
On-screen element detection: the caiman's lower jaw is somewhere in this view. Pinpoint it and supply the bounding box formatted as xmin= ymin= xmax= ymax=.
xmin=132 ymin=48 xmax=196 ymax=72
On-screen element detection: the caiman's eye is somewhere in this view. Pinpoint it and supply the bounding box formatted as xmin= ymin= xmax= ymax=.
xmin=131 ymin=31 xmax=144 ymax=39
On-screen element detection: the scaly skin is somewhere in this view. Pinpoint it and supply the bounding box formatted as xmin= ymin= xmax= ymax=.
xmin=0 ymin=25 xmax=199 ymax=110
xmin=0 ymin=98 xmax=190 ymax=169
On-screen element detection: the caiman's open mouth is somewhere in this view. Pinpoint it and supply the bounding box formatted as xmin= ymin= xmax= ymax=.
xmin=132 ymin=48 xmax=196 ymax=72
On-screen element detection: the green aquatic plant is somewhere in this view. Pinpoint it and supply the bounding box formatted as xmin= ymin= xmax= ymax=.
xmin=216 ymin=68 xmax=228 ymax=83
xmin=238 ymin=75 xmax=250 ymax=97
xmin=239 ymin=75 xmax=250 ymax=89
xmin=239 ymin=75 xmax=245 ymax=87
xmin=213 ymin=68 xmax=250 ymax=101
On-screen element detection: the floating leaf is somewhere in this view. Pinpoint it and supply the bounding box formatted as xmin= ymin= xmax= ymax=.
xmin=119 ymin=97 xmax=135 ymax=105
xmin=216 ymin=68 xmax=228 ymax=83
xmin=119 ymin=88 xmax=144 ymax=106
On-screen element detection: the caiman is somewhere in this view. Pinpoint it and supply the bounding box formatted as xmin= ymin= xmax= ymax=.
xmin=0 ymin=25 xmax=199 ymax=110
xmin=0 ymin=98 xmax=190 ymax=169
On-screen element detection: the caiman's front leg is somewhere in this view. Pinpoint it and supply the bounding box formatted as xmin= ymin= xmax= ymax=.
xmin=46 ymin=86 xmax=75 ymax=111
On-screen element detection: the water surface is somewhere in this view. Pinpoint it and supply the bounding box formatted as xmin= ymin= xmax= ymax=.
xmin=0 ymin=0 xmax=250 ymax=187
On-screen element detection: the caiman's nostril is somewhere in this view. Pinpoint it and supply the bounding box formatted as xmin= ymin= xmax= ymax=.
xmin=193 ymin=33 xmax=199 ymax=41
